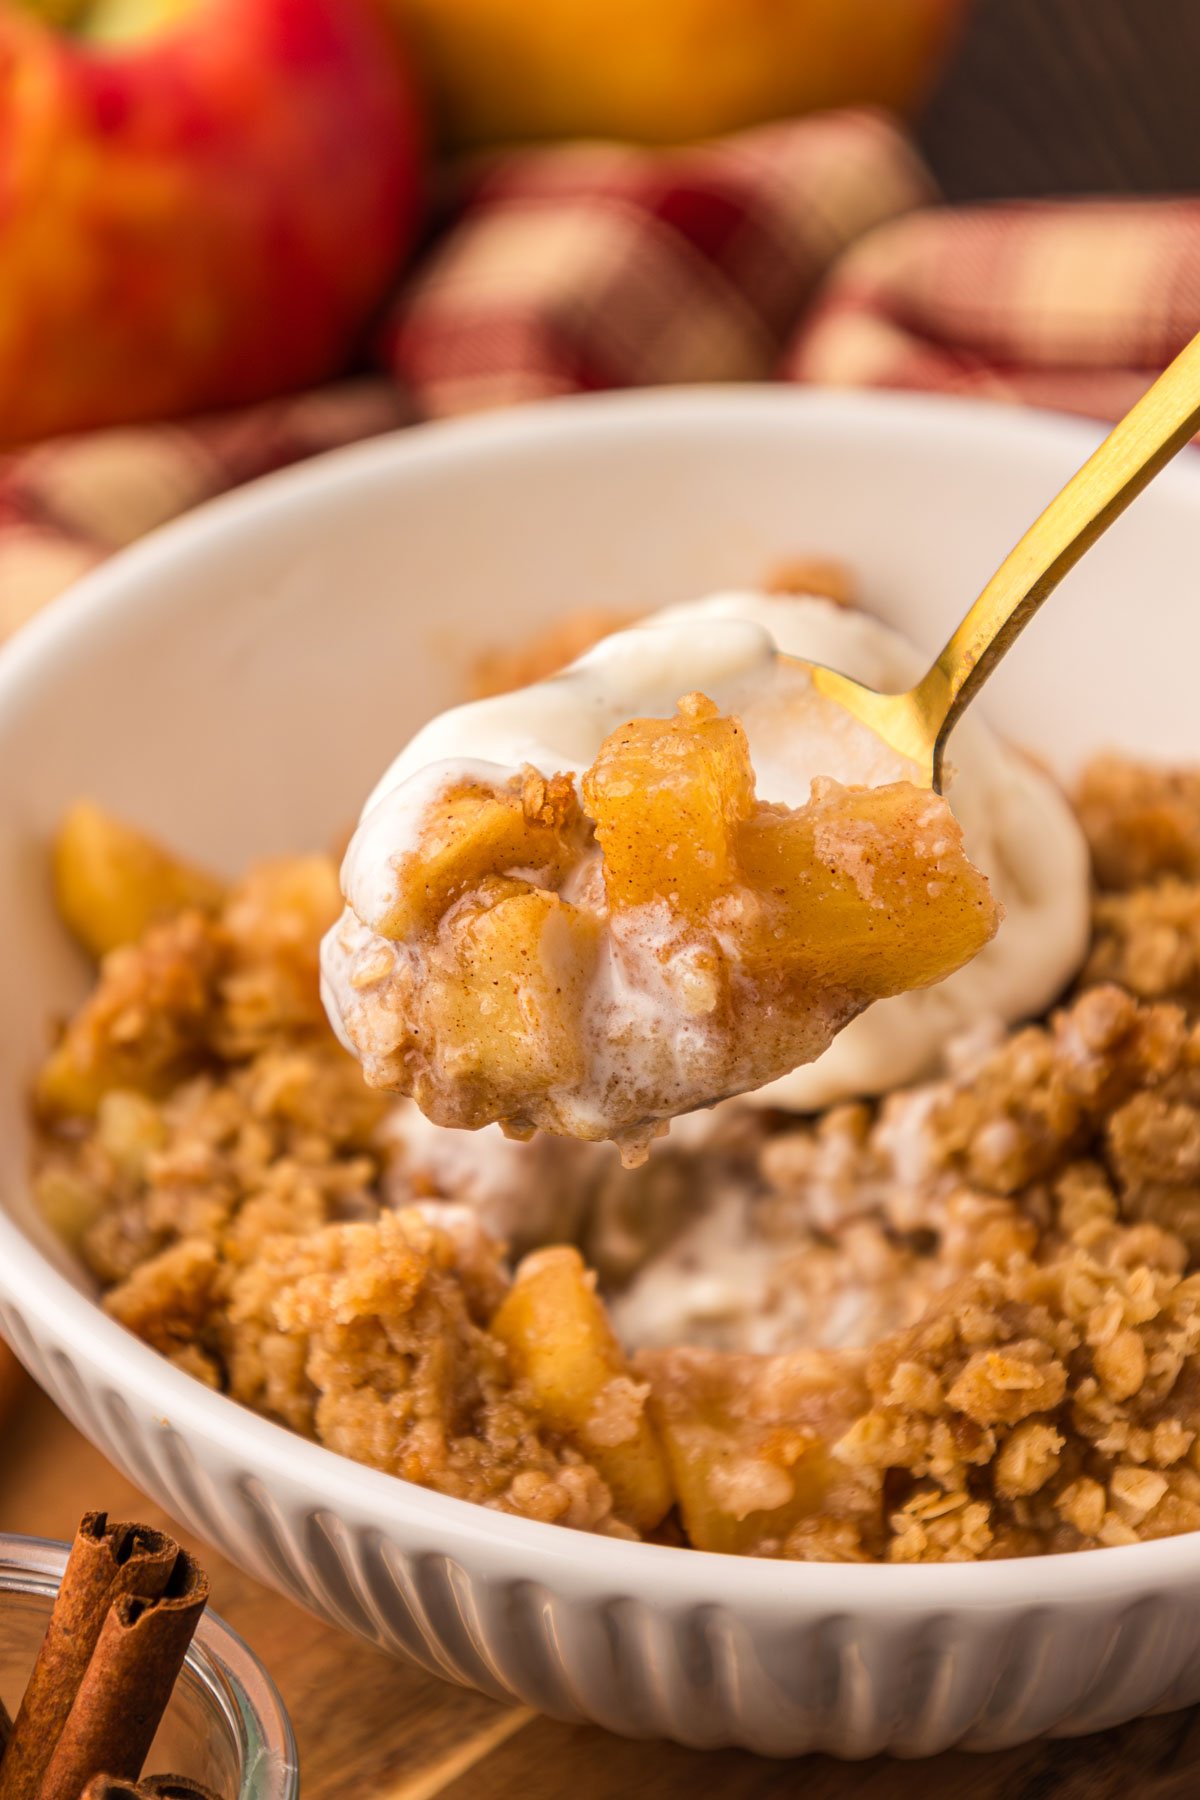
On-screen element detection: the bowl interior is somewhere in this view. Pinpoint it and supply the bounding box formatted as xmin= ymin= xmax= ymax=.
xmin=0 ymin=386 xmax=1193 ymax=1290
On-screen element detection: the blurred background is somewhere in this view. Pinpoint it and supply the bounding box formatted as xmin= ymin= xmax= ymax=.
xmin=1 ymin=0 xmax=1197 ymax=636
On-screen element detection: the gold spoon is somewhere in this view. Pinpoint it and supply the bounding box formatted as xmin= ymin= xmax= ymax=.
xmin=807 ymin=331 xmax=1200 ymax=791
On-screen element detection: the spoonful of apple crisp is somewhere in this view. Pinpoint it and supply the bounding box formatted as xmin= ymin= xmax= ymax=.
xmin=322 ymin=333 xmax=1200 ymax=1161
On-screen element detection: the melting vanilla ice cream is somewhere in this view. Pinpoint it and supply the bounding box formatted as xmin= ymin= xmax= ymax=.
xmin=323 ymin=592 xmax=1089 ymax=1118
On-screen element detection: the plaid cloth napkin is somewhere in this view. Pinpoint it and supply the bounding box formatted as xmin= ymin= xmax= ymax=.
xmin=386 ymin=111 xmax=933 ymax=415
xmin=6 ymin=115 xmax=1200 ymax=641
xmin=786 ymin=198 xmax=1200 ymax=421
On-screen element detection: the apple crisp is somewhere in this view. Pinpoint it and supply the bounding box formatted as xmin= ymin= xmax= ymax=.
xmin=31 ymin=676 xmax=1200 ymax=1560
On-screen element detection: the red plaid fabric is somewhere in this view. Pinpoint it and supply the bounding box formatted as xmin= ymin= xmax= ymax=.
xmin=386 ymin=111 xmax=935 ymax=415
xmin=8 ymin=121 xmax=1200 ymax=643
xmin=0 ymin=380 xmax=409 ymax=638
xmin=786 ymin=199 xmax=1200 ymax=421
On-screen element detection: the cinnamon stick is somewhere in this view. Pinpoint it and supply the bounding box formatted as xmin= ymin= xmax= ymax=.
xmin=0 ymin=1514 xmax=178 ymax=1800
xmin=37 ymin=1548 xmax=209 ymax=1800
xmin=82 ymin=1778 xmax=221 ymax=1800
xmin=0 ymin=1343 xmax=24 ymax=1429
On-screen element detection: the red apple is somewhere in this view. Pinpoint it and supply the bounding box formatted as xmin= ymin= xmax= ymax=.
xmin=0 ymin=0 xmax=425 ymax=446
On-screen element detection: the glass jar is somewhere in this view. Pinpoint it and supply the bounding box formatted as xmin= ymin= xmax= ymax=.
xmin=0 ymin=1533 xmax=298 ymax=1799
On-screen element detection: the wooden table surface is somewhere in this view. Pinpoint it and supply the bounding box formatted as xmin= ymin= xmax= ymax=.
xmin=3 ymin=1384 xmax=1200 ymax=1798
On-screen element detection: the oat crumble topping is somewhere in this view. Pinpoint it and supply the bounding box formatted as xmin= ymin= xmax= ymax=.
xmin=33 ymin=720 xmax=1200 ymax=1560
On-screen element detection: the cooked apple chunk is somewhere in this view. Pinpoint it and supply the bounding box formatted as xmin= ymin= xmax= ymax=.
xmin=418 ymin=880 xmax=602 ymax=1123
xmin=492 ymin=1246 xmax=673 ymax=1532
xmin=378 ymin=770 xmax=587 ymax=941
xmin=639 ymin=1345 xmax=879 ymax=1558
xmin=582 ymin=700 xmax=756 ymax=910
xmin=54 ymin=800 xmax=225 ymax=961
xmin=324 ymin=693 xmax=998 ymax=1156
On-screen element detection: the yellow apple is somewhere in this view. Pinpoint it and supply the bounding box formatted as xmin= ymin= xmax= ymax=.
xmin=390 ymin=0 xmax=968 ymax=147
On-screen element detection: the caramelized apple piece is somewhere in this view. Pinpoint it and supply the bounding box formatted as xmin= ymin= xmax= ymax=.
xmin=54 ymin=801 xmax=225 ymax=960
xmin=640 ymin=1345 xmax=878 ymax=1557
xmin=380 ymin=771 xmax=585 ymax=939
xmin=415 ymin=883 xmax=601 ymax=1126
xmin=586 ymin=696 xmax=994 ymax=1004
xmin=582 ymin=695 xmax=755 ymax=909
xmin=736 ymin=777 xmax=998 ymax=992
xmin=492 ymin=1246 xmax=673 ymax=1531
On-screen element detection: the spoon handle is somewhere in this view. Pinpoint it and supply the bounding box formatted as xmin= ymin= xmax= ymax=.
xmin=915 ymin=328 xmax=1200 ymax=783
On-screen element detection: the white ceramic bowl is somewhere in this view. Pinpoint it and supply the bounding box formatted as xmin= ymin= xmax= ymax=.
xmin=3 ymin=389 xmax=1200 ymax=1761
